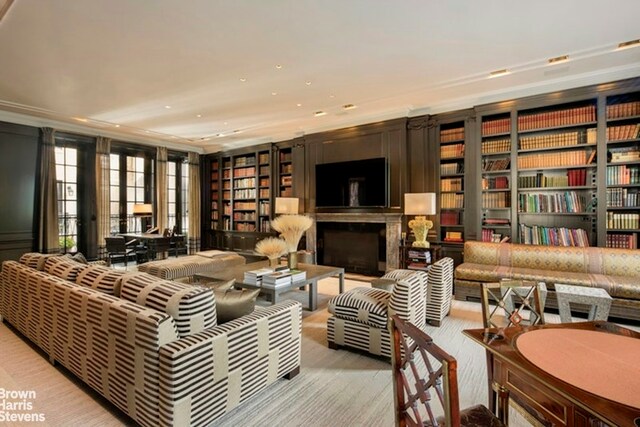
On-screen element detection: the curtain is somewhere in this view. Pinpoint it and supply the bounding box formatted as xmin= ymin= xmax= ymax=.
xmin=156 ymin=146 xmax=168 ymax=234
xmin=96 ymin=137 xmax=111 ymax=260
xmin=187 ymin=152 xmax=201 ymax=253
xmin=37 ymin=128 xmax=59 ymax=254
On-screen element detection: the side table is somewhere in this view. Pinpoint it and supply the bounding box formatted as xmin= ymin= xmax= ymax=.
xmin=554 ymin=284 xmax=613 ymax=323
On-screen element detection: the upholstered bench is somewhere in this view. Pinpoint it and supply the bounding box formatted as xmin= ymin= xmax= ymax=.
xmin=136 ymin=250 xmax=245 ymax=280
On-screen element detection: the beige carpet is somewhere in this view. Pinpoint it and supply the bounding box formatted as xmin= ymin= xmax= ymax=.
xmin=1 ymin=275 xmax=600 ymax=427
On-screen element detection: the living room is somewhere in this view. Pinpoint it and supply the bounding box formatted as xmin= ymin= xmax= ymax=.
xmin=1 ymin=1 xmax=640 ymax=426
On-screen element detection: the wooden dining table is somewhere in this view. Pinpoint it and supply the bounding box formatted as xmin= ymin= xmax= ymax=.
xmin=463 ymin=321 xmax=640 ymax=427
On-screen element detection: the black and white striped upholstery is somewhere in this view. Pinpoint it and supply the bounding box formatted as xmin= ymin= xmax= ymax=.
xmin=43 ymin=256 xmax=89 ymax=282
xmin=137 ymin=252 xmax=245 ymax=280
xmin=327 ymin=270 xmax=428 ymax=358
xmin=426 ymin=258 xmax=455 ymax=326
xmin=19 ymin=252 xmax=63 ymax=270
xmin=0 ymin=260 xmax=302 ymax=427
xmin=120 ymin=273 xmax=217 ymax=337
xmin=75 ymin=264 xmax=129 ymax=296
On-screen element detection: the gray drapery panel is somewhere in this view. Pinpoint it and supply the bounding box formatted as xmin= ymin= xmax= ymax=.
xmin=187 ymin=152 xmax=201 ymax=253
xmin=37 ymin=128 xmax=60 ymax=254
xmin=156 ymin=146 xmax=168 ymax=234
xmin=96 ymin=137 xmax=111 ymax=259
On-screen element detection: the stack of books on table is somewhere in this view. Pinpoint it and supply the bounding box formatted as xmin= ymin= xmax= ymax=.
xmin=262 ymin=270 xmax=292 ymax=289
xmin=243 ymin=267 xmax=275 ymax=286
xmin=289 ymin=269 xmax=307 ymax=283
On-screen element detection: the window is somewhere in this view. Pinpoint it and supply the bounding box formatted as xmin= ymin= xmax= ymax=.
xmin=167 ymin=157 xmax=189 ymax=235
xmin=126 ymin=155 xmax=146 ymax=232
xmin=55 ymin=145 xmax=78 ymax=253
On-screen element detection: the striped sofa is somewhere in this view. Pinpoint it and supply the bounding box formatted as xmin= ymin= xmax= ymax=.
xmin=454 ymin=241 xmax=640 ymax=320
xmin=0 ymin=253 xmax=302 ymax=427
xmin=136 ymin=250 xmax=246 ymax=280
xmin=327 ymin=269 xmax=428 ymax=358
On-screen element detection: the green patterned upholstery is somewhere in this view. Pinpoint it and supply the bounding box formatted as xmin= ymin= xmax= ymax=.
xmin=1 ymin=259 xmax=302 ymax=427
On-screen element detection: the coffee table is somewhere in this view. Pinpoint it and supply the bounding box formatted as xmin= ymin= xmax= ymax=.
xmin=193 ymin=261 xmax=345 ymax=311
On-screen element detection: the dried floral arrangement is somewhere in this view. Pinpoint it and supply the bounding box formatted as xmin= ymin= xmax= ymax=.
xmin=270 ymin=214 xmax=313 ymax=252
xmin=255 ymin=237 xmax=288 ymax=261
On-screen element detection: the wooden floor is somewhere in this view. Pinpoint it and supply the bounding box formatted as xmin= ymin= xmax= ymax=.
xmin=1 ymin=276 xmax=633 ymax=426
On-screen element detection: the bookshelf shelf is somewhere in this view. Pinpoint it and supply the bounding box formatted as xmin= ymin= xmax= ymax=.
xmin=518 ymin=212 xmax=596 ymax=216
xmin=482 ymin=169 xmax=511 ymax=175
xmin=483 ymin=189 xmax=511 ymax=193
xmin=518 ymin=186 xmax=595 ymax=192
xmin=607 ymin=138 xmax=640 ymax=145
xmin=439 ymin=120 xmax=466 ymax=245
xmin=517 ymin=121 xmax=597 ymax=135
xmin=606 ymin=114 xmax=640 ymax=123
xmin=517 ymin=144 xmax=596 ymax=154
xmin=519 ymin=164 xmax=596 ymax=172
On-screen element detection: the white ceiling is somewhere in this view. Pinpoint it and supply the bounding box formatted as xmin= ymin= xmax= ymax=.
xmin=0 ymin=0 xmax=639 ymax=153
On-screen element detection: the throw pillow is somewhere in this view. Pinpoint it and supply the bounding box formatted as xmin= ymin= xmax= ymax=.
xmin=71 ymin=252 xmax=88 ymax=264
xmin=214 ymin=288 xmax=260 ymax=323
xmin=201 ymin=278 xmax=235 ymax=291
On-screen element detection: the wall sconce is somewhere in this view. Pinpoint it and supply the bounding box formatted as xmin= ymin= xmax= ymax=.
xmin=275 ymin=197 xmax=299 ymax=215
xmin=404 ymin=193 xmax=436 ymax=248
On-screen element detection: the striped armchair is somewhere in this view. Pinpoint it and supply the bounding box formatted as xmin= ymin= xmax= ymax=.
xmin=327 ymin=270 xmax=428 ymax=358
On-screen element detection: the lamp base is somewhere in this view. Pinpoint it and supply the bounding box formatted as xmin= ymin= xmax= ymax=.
xmin=412 ymin=240 xmax=431 ymax=248
xmin=408 ymin=216 xmax=433 ymax=249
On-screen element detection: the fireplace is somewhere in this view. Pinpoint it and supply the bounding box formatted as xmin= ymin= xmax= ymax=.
xmin=317 ymin=222 xmax=386 ymax=275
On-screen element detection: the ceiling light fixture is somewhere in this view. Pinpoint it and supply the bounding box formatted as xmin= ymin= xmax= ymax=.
xmin=272 ymin=92 xmax=277 ymax=96
xmin=276 ymin=64 xmax=283 ymax=69
xmin=343 ymin=104 xmax=357 ymax=110
xmin=617 ymin=39 xmax=640 ymax=50
xmin=296 ymin=103 xmax=302 ymax=107
xmin=239 ymin=78 xmax=247 ymax=82
xmin=164 ymin=105 xmax=171 ymax=109
xmin=305 ymin=81 xmax=312 ymax=86
xmin=488 ymin=69 xmax=510 ymax=78
xmin=548 ymin=55 xmax=569 ymax=64
xmin=314 ymin=111 xmax=327 ymax=117
xmin=329 ymin=94 xmax=335 ymax=98
xmin=196 ymin=114 xmax=202 ymax=118
xmin=114 ymin=124 xmax=120 ymax=128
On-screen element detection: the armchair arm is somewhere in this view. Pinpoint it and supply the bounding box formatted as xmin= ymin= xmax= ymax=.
xmin=388 ymin=270 xmax=429 ymax=330
xmin=158 ymin=300 xmax=302 ymax=427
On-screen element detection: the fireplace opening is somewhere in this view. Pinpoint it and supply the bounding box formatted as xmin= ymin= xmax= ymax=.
xmin=317 ymin=222 xmax=386 ymax=276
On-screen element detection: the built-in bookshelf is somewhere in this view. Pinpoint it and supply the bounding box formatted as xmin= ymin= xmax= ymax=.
xmin=515 ymin=100 xmax=598 ymax=247
xmin=605 ymin=92 xmax=640 ymax=248
xmin=439 ymin=121 xmax=465 ymax=244
xmin=480 ymin=113 xmax=512 ymax=243
xmin=210 ymin=157 xmax=220 ymax=230
xmin=278 ymin=147 xmax=293 ymax=197
xmin=257 ymin=150 xmax=271 ymax=232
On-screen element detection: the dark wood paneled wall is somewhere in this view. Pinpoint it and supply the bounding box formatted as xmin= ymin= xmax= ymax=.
xmin=0 ymin=121 xmax=39 ymax=262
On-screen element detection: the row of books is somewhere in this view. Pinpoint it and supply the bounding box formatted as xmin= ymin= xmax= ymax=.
xmin=233 ymin=222 xmax=256 ymax=232
xmin=481 ymin=228 xmax=506 ymax=243
xmin=222 ymin=181 xmax=231 ymax=189
xmin=519 ymin=224 xmax=590 ymax=247
xmin=259 ymin=165 xmax=270 ymax=175
xmin=258 ymin=201 xmax=270 ymax=215
xmin=606 ymin=187 xmax=639 ymax=207
xmin=607 ymin=124 xmax=640 ymax=141
xmin=233 ymin=167 xmax=256 ymax=177
xmin=234 ymin=201 xmax=256 ymax=210
xmin=607 ymin=101 xmax=640 ymax=119
xmin=233 ymin=189 xmax=256 ymax=199
xmin=440 ymin=143 xmax=465 ymax=159
xmin=482 ymin=176 xmax=509 ymax=190
xmin=481 ymin=138 xmax=510 ymax=154
xmin=606 ymin=212 xmax=640 ymax=230
xmin=440 ymin=127 xmax=465 ymax=142
xmin=482 ymin=118 xmax=511 ymax=136
xmin=281 ymin=164 xmax=293 ymax=174
xmin=234 ymin=178 xmax=256 ymax=188
xmin=517 ymin=149 xmax=591 ymax=169
xmin=441 ymin=178 xmax=463 ymax=192
xmin=258 ymin=153 xmax=270 ymax=164
xmin=279 ymin=152 xmax=292 ymax=162
xmin=605 ymin=233 xmax=638 ymax=249
xmin=259 ymin=188 xmax=270 ymax=198
xmin=609 ymin=146 xmax=640 ymax=163
xmin=517 ymin=105 xmax=596 ymax=131
xmin=483 ymin=192 xmax=511 ymax=208
xmin=259 ymin=218 xmax=271 ymax=232
xmin=441 ymin=193 xmax=464 ymax=209
xmin=440 ymin=210 xmax=462 ymax=225
xmin=606 ymin=165 xmax=640 ymax=185
xmin=233 ymin=212 xmax=255 ymax=221
xmin=259 ymin=177 xmax=269 ymax=187
xmin=482 ymin=157 xmax=510 ymax=172
xmin=440 ymin=163 xmax=463 ymax=175
xmin=519 ymin=130 xmax=595 ymax=151
xmin=243 ymin=266 xmax=307 ymax=287
xmin=281 ymin=176 xmax=292 ymax=186
xmin=234 ymin=157 xmax=257 ymax=167
xmin=519 ymin=169 xmax=589 ymax=188
xmin=518 ymin=191 xmax=587 ymax=214
xmin=483 ymin=218 xmax=510 ymax=225
xmin=443 ymin=231 xmax=463 ymax=242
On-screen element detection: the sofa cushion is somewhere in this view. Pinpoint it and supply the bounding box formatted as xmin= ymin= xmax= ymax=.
xmin=43 ymin=256 xmax=89 ymax=282
xmin=75 ymin=264 xmax=129 ymax=296
xmin=19 ymin=252 xmax=62 ymax=270
xmin=328 ymin=287 xmax=390 ymax=328
xmin=510 ymin=245 xmax=590 ymax=273
xmin=214 ymin=288 xmax=260 ymax=323
xmin=120 ymin=273 xmax=217 ymax=337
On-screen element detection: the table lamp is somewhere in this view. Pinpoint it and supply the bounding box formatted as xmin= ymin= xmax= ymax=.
xmin=404 ymin=193 xmax=436 ymax=248
xmin=275 ymin=197 xmax=299 ymax=215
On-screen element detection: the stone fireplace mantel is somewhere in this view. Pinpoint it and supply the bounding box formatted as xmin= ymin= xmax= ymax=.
xmin=307 ymin=212 xmax=403 ymax=271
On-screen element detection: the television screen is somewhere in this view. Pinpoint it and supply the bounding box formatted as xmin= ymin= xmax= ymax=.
xmin=316 ymin=157 xmax=387 ymax=207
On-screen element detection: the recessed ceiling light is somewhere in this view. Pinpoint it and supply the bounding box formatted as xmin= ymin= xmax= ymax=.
xmin=217 ymin=133 xmax=224 ymax=137
xmin=343 ymin=104 xmax=357 ymax=110
xmin=488 ymin=69 xmax=510 ymax=78
xmin=276 ymin=64 xmax=282 ymax=69
xmin=239 ymin=78 xmax=247 ymax=82
xmin=329 ymin=94 xmax=335 ymax=98
xmin=305 ymin=81 xmax=312 ymax=86
xmin=617 ymin=39 xmax=640 ymax=50
xmin=74 ymin=117 xmax=88 ymax=122
xmin=145 ymin=130 xmax=150 ymax=133
xmin=196 ymin=114 xmax=202 ymax=118
xmin=314 ymin=111 xmax=327 ymax=117
xmin=114 ymin=124 xmax=120 ymax=128
xmin=164 ymin=105 xmax=171 ymax=109
xmin=296 ymin=103 xmax=302 ymax=107
xmin=272 ymin=92 xmax=278 ymax=96
xmin=223 ymin=121 xmax=228 ymax=125
xmin=548 ymin=55 xmax=569 ymax=64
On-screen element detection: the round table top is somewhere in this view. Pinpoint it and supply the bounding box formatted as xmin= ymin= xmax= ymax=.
xmin=516 ymin=328 xmax=640 ymax=409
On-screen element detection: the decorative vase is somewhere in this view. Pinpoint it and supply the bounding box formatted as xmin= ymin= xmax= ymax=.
xmin=268 ymin=257 xmax=279 ymax=267
xmin=287 ymin=251 xmax=298 ymax=269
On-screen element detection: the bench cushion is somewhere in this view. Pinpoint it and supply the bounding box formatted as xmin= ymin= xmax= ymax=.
xmin=328 ymin=287 xmax=390 ymax=329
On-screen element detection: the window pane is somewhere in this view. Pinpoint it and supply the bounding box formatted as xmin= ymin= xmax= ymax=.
xmin=168 ymin=163 xmax=176 ymax=175
xmin=110 ymin=202 xmax=119 ymax=215
xmin=66 ymin=148 xmax=77 ymax=165
xmin=136 ymin=157 xmax=144 ymax=170
xmin=65 ymin=184 xmax=77 ymax=199
xmin=65 ymin=201 xmax=77 ymax=216
xmin=136 ymin=188 xmax=144 ymax=201
xmin=66 ymin=166 xmax=77 ymax=183
xmin=110 ymin=170 xmax=119 ymax=185
xmin=168 ymin=192 xmax=176 ymax=204
xmin=110 ymin=154 xmax=119 ymax=165
xmin=127 ymin=171 xmax=136 ymax=186
xmin=55 ymin=147 xmax=64 ymax=162
xmin=126 ymin=187 xmax=135 ymax=201
xmin=135 ymin=172 xmax=144 ymax=186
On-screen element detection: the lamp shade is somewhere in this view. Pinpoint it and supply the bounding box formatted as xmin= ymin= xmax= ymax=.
xmin=275 ymin=197 xmax=299 ymax=214
xmin=133 ymin=203 xmax=153 ymax=217
xmin=404 ymin=193 xmax=436 ymax=215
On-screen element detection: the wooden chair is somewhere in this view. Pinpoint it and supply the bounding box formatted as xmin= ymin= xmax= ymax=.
xmin=391 ymin=315 xmax=505 ymax=427
xmin=169 ymin=235 xmax=187 ymax=257
xmin=104 ymin=236 xmax=136 ymax=266
xmin=148 ymin=237 xmax=171 ymax=260
xmin=480 ymin=280 xmax=546 ymax=329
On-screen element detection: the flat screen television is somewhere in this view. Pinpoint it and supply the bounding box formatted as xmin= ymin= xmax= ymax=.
xmin=316 ymin=157 xmax=387 ymax=208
